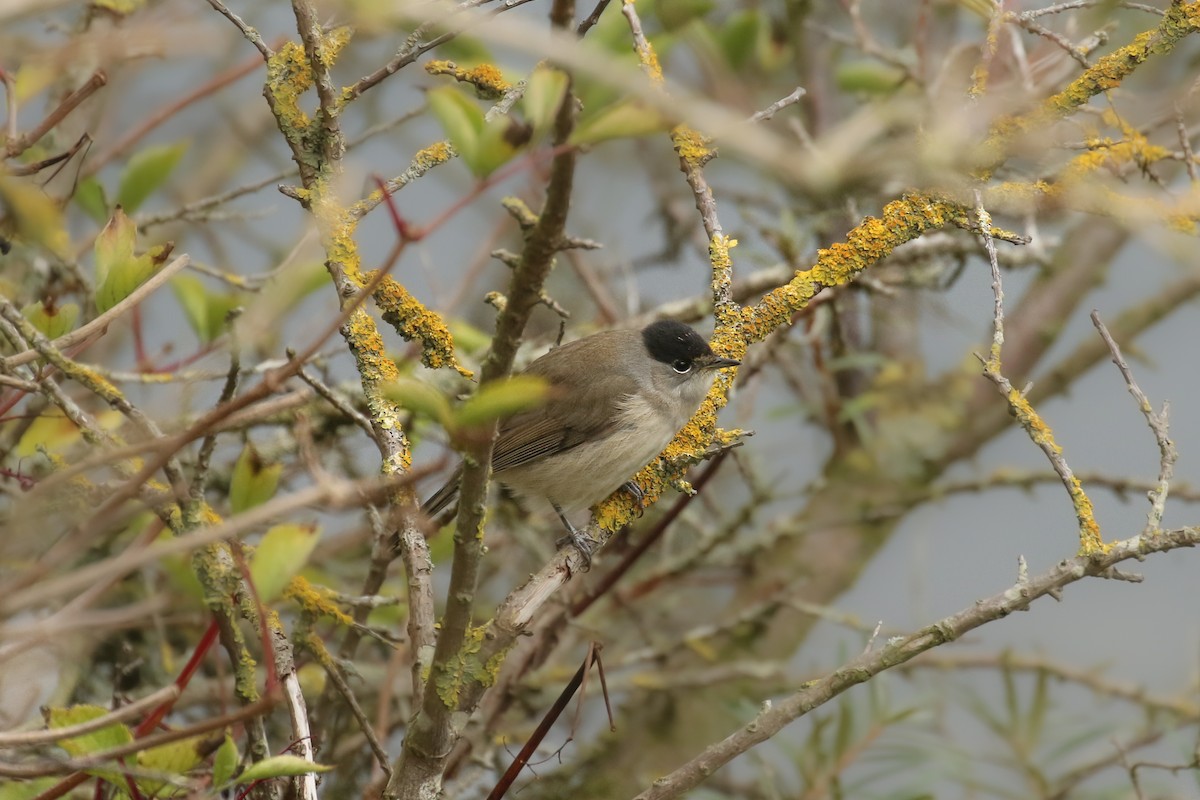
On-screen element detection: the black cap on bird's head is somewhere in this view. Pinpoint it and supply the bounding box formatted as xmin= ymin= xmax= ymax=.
xmin=640 ymin=320 xmax=740 ymax=375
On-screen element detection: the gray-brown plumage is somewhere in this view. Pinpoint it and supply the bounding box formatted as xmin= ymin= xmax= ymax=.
xmin=422 ymin=321 xmax=738 ymax=554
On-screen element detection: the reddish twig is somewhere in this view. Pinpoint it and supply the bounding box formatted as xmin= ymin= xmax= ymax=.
xmin=485 ymin=644 xmax=608 ymax=800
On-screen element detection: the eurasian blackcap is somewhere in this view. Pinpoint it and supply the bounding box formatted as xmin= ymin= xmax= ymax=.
xmin=423 ymin=320 xmax=739 ymax=557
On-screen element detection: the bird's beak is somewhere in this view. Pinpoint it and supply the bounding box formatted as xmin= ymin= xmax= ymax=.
xmin=701 ymin=355 xmax=740 ymax=370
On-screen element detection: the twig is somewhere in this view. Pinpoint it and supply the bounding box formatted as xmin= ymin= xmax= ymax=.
xmin=972 ymin=192 xmax=1103 ymax=554
xmin=0 ymin=686 xmax=180 ymax=747
xmin=204 ymin=0 xmax=272 ymax=58
xmin=0 ymin=468 xmax=429 ymax=615
xmin=2 ymin=255 xmax=191 ymax=370
xmin=1176 ymin=104 xmax=1198 ymax=182
xmin=1090 ymin=311 xmax=1177 ymax=534
xmin=485 ymin=645 xmax=601 ymax=800
xmin=4 ymin=71 xmax=106 ymax=159
xmin=630 ymin=525 xmax=1200 ymax=800
xmin=296 ymin=361 xmax=375 ymax=437
xmin=85 ymin=49 xmax=265 ymax=179
xmin=576 ymin=0 xmax=611 ymax=36
xmin=748 ymin=87 xmax=806 ymax=123
xmin=319 ymin=658 xmax=393 ymax=779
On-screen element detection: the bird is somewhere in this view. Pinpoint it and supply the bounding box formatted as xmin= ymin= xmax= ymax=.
xmin=421 ymin=320 xmax=739 ymax=558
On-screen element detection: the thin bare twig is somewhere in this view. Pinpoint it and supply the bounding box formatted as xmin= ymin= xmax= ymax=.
xmin=2 ymin=255 xmax=191 ymax=370
xmin=204 ymin=0 xmax=272 ymax=58
xmin=749 ymin=87 xmax=806 ymax=123
xmin=1090 ymin=311 xmax=1177 ymax=534
xmin=4 ymin=71 xmax=106 ymax=159
xmin=630 ymin=526 xmax=1200 ymax=800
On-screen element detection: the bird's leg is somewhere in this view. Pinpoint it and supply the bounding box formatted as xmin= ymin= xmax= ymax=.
xmin=622 ymin=480 xmax=646 ymax=513
xmin=552 ymin=502 xmax=597 ymax=568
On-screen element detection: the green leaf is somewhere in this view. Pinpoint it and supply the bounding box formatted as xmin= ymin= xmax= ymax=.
xmin=230 ymin=444 xmax=283 ymax=514
xmin=656 ymin=0 xmax=714 ymax=31
xmin=212 ymin=734 xmax=239 ymax=789
xmin=0 ymin=176 xmax=70 ymax=259
xmin=48 ymin=705 xmax=134 ymax=755
xmin=382 ymin=377 xmax=454 ymax=430
xmin=231 ymin=754 xmax=333 ymax=785
xmin=93 ymin=207 xmax=137 ymax=287
xmin=74 ymin=177 xmax=109 ymax=224
xmin=22 ymin=300 xmax=78 ymax=339
xmin=835 ymin=60 xmax=906 ymax=94
xmin=719 ymin=11 xmax=760 ymax=69
xmin=455 ymin=375 xmax=550 ymax=429
xmin=0 ymin=778 xmax=58 ymax=800
xmin=447 ymin=318 xmax=490 ymax=356
xmin=136 ymin=735 xmax=206 ymax=796
xmin=470 ymin=117 xmax=530 ymax=177
xmin=249 ymin=523 xmax=319 ymax=602
xmin=169 ymin=273 xmax=242 ymax=343
xmin=116 ymin=141 xmax=189 ymax=213
xmin=94 ymin=208 xmax=165 ymax=313
xmin=523 ymin=67 xmax=569 ymax=135
xmin=428 ymin=87 xmax=483 ymax=172
xmin=569 ymin=100 xmax=671 ymax=146
xmin=94 ymin=0 xmax=145 ymax=13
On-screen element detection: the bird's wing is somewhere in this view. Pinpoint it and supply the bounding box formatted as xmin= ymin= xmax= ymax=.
xmin=421 ymin=331 xmax=639 ymax=513
xmin=491 ymin=334 xmax=636 ymax=473
xmin=422 ymin=465 xmax=462 ymax=517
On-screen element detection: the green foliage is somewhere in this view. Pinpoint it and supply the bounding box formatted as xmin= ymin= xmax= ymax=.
xmin=94 ymin=208 xmax=170 ymax=313
xmin=249 ymin=523 xmax=320 ymax=602
xmin=169 ymin=273 xmax=242 ymax=343
xmin=655 ymin=0 xmax=714 ymax=31
xmin=383 ymin=374 xmax=550 ymax=436
xmin=522 ymin=66 xmax=570 ymax=136
xmin=74 ymin=177 xmax=110 ymax=224
xmin=455 ymin=375 xmax=552 ymax=428
xmin=383 ymin=376 xmax=455 ymax=430
xmin=0 ymin=176 xmax=70 ymax=258
xmin=836 ymin=60 xmax=908 ymax=95
xmin=427 ymin=87 xmax=529 ymax=177
xmin=116 ymin=141 xmax=189 ymax=213
xmin=569 ymin=100 xmax=672 ymax=146
xmin=212 ymin=733 xmax=239 ymax=788
xmin=135 ymin=735 xmax=206 ymax=796
xmin=230 ymin=443 xmax=283 ymax=514
xmin=49 ymin=704 xmax=134 ymax=754
xmin=47 ymin=705 xmax=133 ymax=785
xmin=226 ymin=754 xmax=333 ymax=786
xmin=22 ymin=299 xmax=79 ymax=339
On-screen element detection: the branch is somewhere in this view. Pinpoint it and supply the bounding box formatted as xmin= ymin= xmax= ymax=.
xmin=388 ymin=0 xmax=580 ymax=794
xmin=1091 ymin=311 xmax=1178 ymax=534
xmin=631 ymin=526 xmax=1200 ymax=800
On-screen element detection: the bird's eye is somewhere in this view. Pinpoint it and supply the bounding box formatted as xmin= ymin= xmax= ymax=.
xmin=672 ymin=359 xmax=692 ymax=374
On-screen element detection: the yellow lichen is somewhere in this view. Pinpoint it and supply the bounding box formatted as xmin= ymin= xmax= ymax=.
xmin=369 ymin=273 xmax=472 ymax=377
xmin=424 ymin=60 xmax=511 ymax=99
xmin=982 ymin=2 xmax=1200 ymax=170
xmin=671 ymin=125 xmax=713 ymax=168
xmin=744 ymin=194 xmax=955 ymax=340
xmin=265 ymin=41 xmax=313 ymax=130
xmin=434 ymin=624 xmax=489 ymax=708
xmin=414 ymin=141 xmax=454 ymax=170
xmin=283 ymin=576 xmax=354 ymax=626
xmin=1000 ymin=380 xmax=1108 ymax=555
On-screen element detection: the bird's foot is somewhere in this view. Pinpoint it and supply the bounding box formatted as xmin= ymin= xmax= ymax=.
xmin=553 ymin=504 xmax=598 ymax=570
xmin=622 ymin=480 xmax=647 ymax=514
